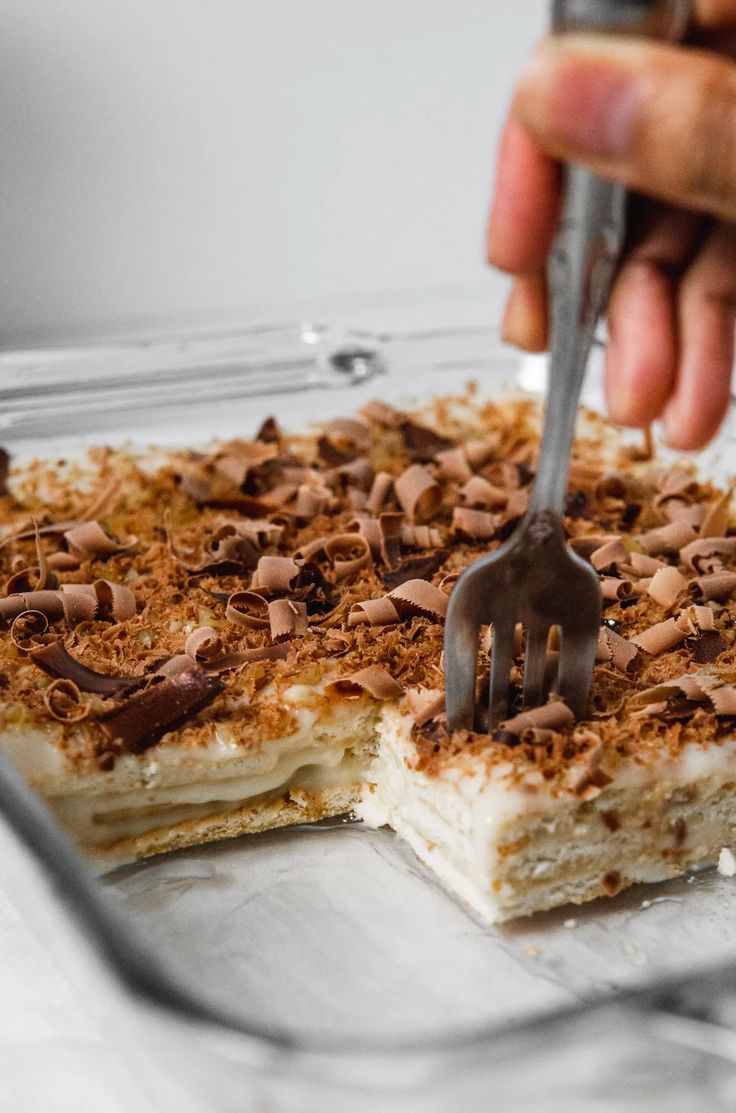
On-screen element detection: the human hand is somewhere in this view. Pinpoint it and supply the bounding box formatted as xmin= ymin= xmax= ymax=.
xmin=488 ymin=2 xmax=736 ymax=450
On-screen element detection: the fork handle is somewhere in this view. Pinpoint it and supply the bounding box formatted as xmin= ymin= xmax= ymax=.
xmin=529 ymin=166 xmax=626 ymax=517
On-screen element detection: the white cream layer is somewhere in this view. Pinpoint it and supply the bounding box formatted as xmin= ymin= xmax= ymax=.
xmin=357 ymin=705 xmax=736 ymax=923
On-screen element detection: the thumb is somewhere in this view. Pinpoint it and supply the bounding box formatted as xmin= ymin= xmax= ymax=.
xmin=512 ymin=33 xmax=736 ymax=223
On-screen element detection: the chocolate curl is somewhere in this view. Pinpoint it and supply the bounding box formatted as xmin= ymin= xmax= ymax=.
xmin=361 ymin=400 xmax=400 ymax=426
xmin=399 ymin=420 xmax=452 ymax=461
xmin=255 ymin=415 xmax=281 ymax=443
xmin=59 ymin=584 xmax=97 ymax=626
xmin=664 ymin=501 xmax=705 ymax=529
xmin=348 ymin=597 xmax=401 ymax=628
xmin=294 ymin=537 xmax=329 ymax=562
xmin=689 ymin=571 xmax=736 ymax=603
xmin=600 ymin=577 xmax=636 ymax=601
xmin=10 ymin=610 xmax=49 ymax=650
xmin=500 ymin=700 xmax=575 ymax=736
xmin=630 ymin=618 xmax=688 ymax=655
xmin=434 ymin=447 xmax=471 ymax=483
xmin=366 ymin=472 xmax=394 ymax=515
xmin=0 ymin=591 xmax=64 ymax=627
xmin=322 ymin=417 xmax=372 ymax=452
xmin=250 ymin=555 xmax=300 ymax=593
xmin=394 ymin=464 xmax=441 ymax=524
xmin=629 ymin=674 xmax=708 ymax=711
xmin=637 ymin=521 xmax=698 ymax=556
xmin=46 ymin=552 xmax=81 ymax=572
xmin=680 ymin=537 xmax=736 ymax=571
xmin=406 ymin=687 xmax=446 ymax=727
xmin=695 ymin=672 xmax=736 ymax=715
xmin=323 ymin=534 xmax=372 ymax=581
xmin=43 ymin=678 xmax=90 ymax=723
xmin=400 ymin=524 xmax=443 ymax=550
xmin=629 ymin=552 xmax=668 ymax=577
xmin=569 ymin=535 xmax=614 ymax=561
xmin=184 ymin=626 xmax=223 ymax=663
xmin=505 ymin=489 xmax=530 ymax=519
xmin=295 ymin=484 xmax=331 ymax=519
xmin=387 ymin=579 xmax=448 ymax=622
xmin=590 ymin=537 xmax=626 ymax=572
xmin=459 ymin=475 xmax=506 ymax=510
xmin=238 ymin=643 xmax=290 ymax=663
xmin=381 ymin=550 xmax=449 ymax=591
xmin=63 ymin=521 xmax=134 ymax=561
xmin=465 ymin=436 xmax=498 ymax=468
xmin=268 ymin=599 xmax=308 ymax=641
xmin=213 ymin=519 xmax=283 ymax=551
xmin=30 ymin=642 xmax=142 ymax=696
xmin=655 ymin=466 xmax=698 ymax=501
xmin=451 ymin=507 xmax=496 ymax=541
xmin=100 ymin=669 xmax=223 ymax=753
xmin=701 ymin=490 xmax=732 ymax=538
xmin=647 ymin=566 xmax=688 ymax=609
xmin=678 ymin=605 xmax=716 ymax=635
xmin=596 ymin=627 xmax=639 ymax=671
xmin=439 ymin=572 xmax=460 ymax=594
xmin=325 ymin=666 xmax=403 ymax=701
xmin=6 ymin=521 xmax=60 ymax=594
xmin=93 ymin=580 xmax=136 ymax=622
xmin=225 ymin=591 xmax=269 ymax=628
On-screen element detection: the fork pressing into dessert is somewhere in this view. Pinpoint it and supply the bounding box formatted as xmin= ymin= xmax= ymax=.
xmin=444 ymin=0 xmax=692 ymax=731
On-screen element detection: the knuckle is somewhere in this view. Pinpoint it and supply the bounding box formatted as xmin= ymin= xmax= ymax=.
xmin=677 ymin=66 xmax=736 ymax=210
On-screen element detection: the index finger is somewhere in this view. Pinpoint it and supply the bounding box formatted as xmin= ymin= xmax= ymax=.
xmin=695 ymin=0 xmax=736 ymax=29
xmin=486 ymin=117 xmax=561 ymax=273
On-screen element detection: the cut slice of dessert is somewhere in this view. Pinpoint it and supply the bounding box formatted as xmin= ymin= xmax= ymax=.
xmin=2 ymin=394 xmax=736 ymax=922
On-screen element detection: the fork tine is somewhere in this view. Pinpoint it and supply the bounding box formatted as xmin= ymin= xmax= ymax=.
xmin=489 ymin=618 xmax=515 ymax=727
xmin=444 ymin=609 xmax=482 ymax=732
xmin=556 ymin=626 xmax=598 ymax=718
xmin=522 ymin=622 xmax=549 ymax=709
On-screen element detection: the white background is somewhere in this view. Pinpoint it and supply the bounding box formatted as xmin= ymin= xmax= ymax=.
xmin=1 ymin=1 xmax=548 ymax=347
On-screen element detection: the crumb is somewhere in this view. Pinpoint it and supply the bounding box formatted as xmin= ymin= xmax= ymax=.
xmin=718 ymin=848 xmax=736 ymax=878
xmin=640 ymin=900 xmax=651 ymax=909
xmin=563 ymin=918 xmax=577 ymax=929
xmin=523 ymin=944 xmax=540 ymax=958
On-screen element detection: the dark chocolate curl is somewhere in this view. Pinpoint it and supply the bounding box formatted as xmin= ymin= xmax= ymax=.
xmin=100 ymin=669 xmax=223 ymax=753
xmin=30 ymin=642 xmax=143 ymax=696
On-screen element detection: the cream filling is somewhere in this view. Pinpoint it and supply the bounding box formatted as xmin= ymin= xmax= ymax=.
xmin=358 ymin=705 xmax=736 ymax=923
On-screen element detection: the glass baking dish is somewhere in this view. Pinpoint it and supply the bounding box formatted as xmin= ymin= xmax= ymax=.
xmin=2 ymin=295 xmax=736 ymax=1112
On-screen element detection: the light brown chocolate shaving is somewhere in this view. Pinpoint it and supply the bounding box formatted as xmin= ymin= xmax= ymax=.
xmin=366 ymin=472 xmax=394 ymax=515
xmin=63 ymin=520 xmax=133 ymax=561
xmin=647 ymin=566 xmax=688 ymax=609
xmin=629 ymin=552 xmax=668 ymax=577
xmin=434 ymin=448 xmax=471 ymax=483
xmin=43 ymin=678 xmax=90 ymax=722
xmin=225 ymin=591 xmax=269 ymax=628
xmin=637 ymin=521 xmax=698 ymax=556
xmin=701 ymin=490 xmax=732 ymax=538
xmin=500 ymin=700 xmax=575 ymax=736
xmin=93 ymin=580 xmax=136 ymax=622
xmin=400 ymin=524 xmax=443 ymax=550
xmin=268 ymin=598 xmax=308 ymax=641
xmin=394 ymin=464 xmax=441 ymax=524
xmin=680 ymin=537 xmax=736 ymax=570
xmin=590 ymin=537 xmax=626 ymax=572
xmin=596 ymin=627 xmax=639 ymax=671
xmin=689 ymin=571 xmax=736 ymax=603
xmin=600 ymin=577 xmax=635 ymax=601
xmin=250 ymin=555 xmax=300 ymax=594
xmin=387 ymin=579 xmax=448 ymax=622
xmin=323 ymin=534 xmax=372 ymax=581
xmin=347 ymin=597 xmax=401 ymax=627
xmin=451 ymin=507 xmax=496 ymax=541
xmin=459 ymin=476 xmax=506 ymax=510
xmin=325 ymin=666 xmax=403 ymax=701
xmin=630 ymin=618 xmax=687 ymax=655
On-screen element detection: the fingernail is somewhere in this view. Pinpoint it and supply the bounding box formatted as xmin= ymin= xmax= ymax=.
xmin=501 ymin=275 xmax=548 ymax=350
xmin=514 ymin=38 xmax=639 ymax=159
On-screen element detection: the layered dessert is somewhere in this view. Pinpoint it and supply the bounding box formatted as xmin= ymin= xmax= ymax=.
xmin=2 ymin=393 xmax=736 ymax=922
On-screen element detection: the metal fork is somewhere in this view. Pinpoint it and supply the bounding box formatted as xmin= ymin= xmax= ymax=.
xmin=445 ymin=0 xmax=691 ymax=731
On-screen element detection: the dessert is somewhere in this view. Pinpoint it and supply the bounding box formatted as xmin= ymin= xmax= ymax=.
xmin=2 ymin=393 xmax=736 ymax=922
